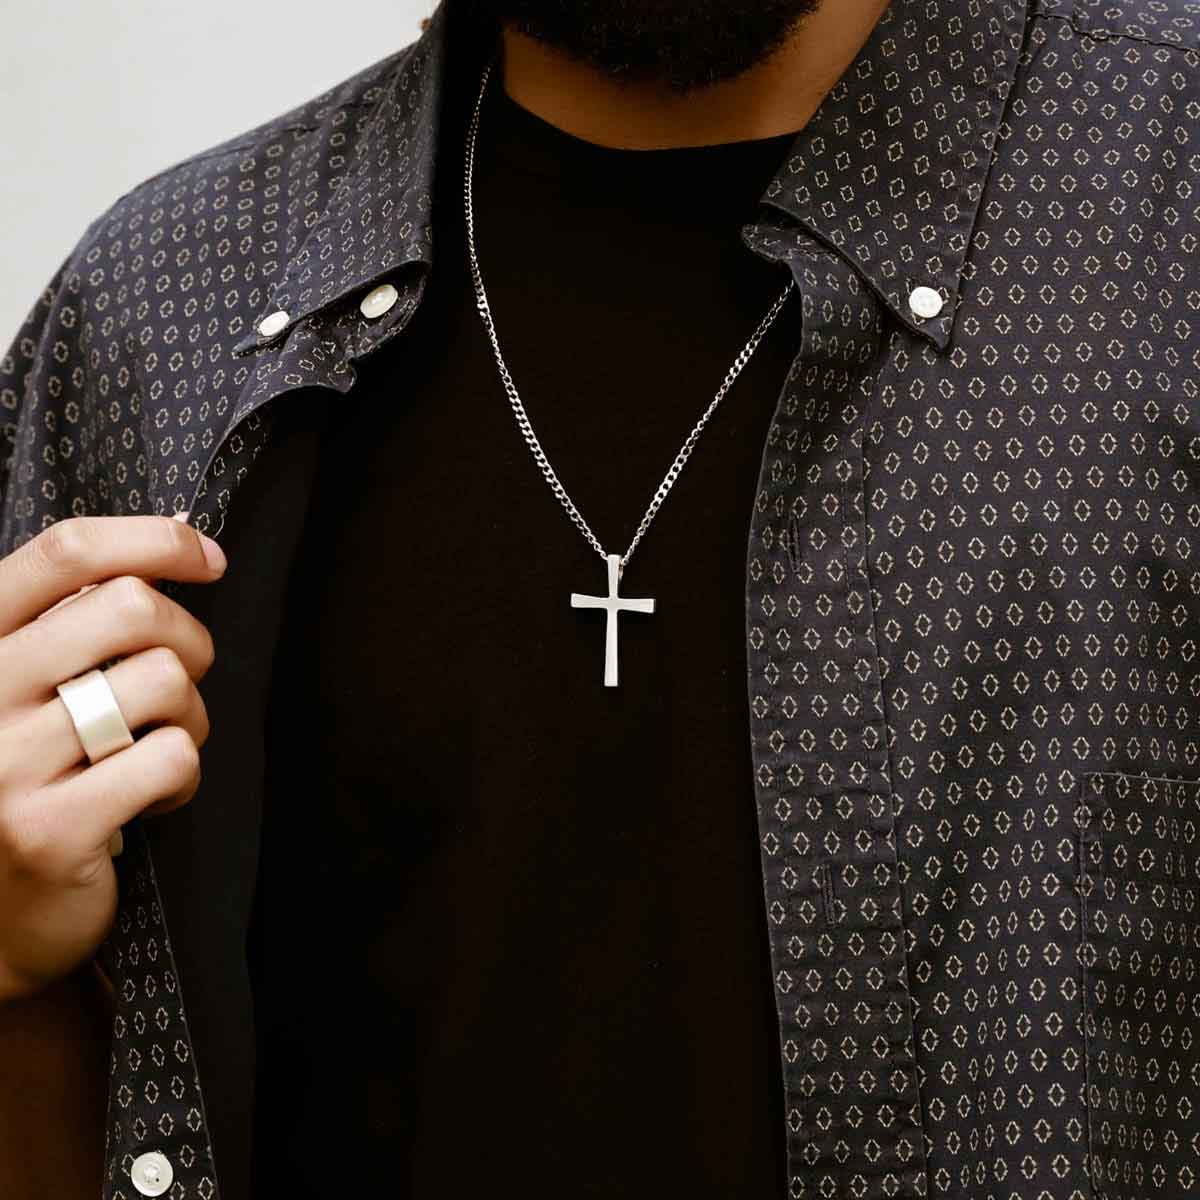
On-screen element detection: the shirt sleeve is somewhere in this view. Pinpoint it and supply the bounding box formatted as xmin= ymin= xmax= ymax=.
xmin=0 ymin=237 xmax=96 ymax=560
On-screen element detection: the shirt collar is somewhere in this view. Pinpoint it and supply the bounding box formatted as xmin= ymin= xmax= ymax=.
xmin=755 ymin=0 xmax=1032 ymax=350
xmin=234 ymin=0 xmax=1030 ymax=358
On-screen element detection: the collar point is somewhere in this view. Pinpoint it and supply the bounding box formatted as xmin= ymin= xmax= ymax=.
xmin=900 ymin=317 xmax=954 ymax=354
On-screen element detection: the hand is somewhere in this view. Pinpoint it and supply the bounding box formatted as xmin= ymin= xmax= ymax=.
xmin=0 ymin=513 xmax=227 ymax=1003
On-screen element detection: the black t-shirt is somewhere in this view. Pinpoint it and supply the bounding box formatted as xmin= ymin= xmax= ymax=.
xmin=246 ymin=64 xmax=802 ymax=1198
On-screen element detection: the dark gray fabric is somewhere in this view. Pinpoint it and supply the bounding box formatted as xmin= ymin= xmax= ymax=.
xmin=1 ymin=0 xmax=1199 ymax=1196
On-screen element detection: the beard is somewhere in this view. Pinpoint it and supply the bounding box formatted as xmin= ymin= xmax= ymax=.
xmin=463 ymin=0 xmax=825 ymax=94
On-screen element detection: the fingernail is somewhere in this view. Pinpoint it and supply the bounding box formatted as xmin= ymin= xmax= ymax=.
xmin=200 ymin=534 xmax=227 ymax=573
xmin=172 ymin=510 xmax=225 ymax=571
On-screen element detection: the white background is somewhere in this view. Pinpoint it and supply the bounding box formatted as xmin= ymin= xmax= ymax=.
xmin=1 ymin=1 xmax=436 ymax=341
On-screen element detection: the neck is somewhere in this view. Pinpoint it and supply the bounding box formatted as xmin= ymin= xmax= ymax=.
xmin=498 ymin=0 xmax=894 ymax=150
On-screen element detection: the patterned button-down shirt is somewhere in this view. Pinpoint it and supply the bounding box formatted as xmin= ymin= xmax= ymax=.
xmin=3 ymin=0 xmax=1200 ymax=1196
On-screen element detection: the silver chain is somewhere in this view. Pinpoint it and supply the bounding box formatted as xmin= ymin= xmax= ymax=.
xmin=464 ymin=57 xmax=794 ymax=579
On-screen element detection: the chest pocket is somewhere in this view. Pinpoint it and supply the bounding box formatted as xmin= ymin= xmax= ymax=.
xmin=1078 ymin=771 xmax=1200 ymax=1199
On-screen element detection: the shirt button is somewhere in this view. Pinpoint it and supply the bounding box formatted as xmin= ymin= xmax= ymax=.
xmin=908 ymin=286 xmax=944 ymax=320
xmin=359 ymin=282 xmax=399 ymax=319
xmin=129 ymin=1150 xmax=174 ymax=1196
xmin=257 ymin=309 xmax=290 ymax=338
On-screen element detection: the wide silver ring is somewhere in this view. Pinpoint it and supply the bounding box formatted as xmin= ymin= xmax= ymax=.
xmin=55 ymin=667 xmax=134 ymax=857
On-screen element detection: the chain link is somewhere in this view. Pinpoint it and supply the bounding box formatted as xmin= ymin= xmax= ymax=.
xmin=464 ymin=57 xmax=795 ymax=579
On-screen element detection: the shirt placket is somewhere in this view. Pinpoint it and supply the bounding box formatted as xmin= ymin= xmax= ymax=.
xmin=98 ymin=273 xmax=431 ymax=1200
xmin=98 ymin=816 xmax=221 ymax=1200
xmin=742 ymin=219 xmax=931 ymax=1199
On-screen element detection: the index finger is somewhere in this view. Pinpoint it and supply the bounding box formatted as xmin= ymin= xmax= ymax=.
xmin=31 ymin=514 xmax=195 ymax=621
xmin=0 ymin=514 xmax=227 ymax=639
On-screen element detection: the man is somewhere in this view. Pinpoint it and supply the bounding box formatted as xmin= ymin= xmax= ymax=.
xmin=1 ymin=0 xmax=1198 ymax=1196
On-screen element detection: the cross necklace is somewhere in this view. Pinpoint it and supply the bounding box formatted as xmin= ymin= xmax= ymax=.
xmin=569 ymin=554 xmax=656 ymax=688
xmin=463 ymin=56 xmax=794 ymax=687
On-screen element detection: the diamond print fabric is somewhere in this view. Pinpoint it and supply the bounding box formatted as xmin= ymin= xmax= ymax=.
xmin=1 ymin=0 xmax=1199 ymax=1196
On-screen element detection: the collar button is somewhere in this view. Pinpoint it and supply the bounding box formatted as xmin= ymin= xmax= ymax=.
xmin=360 ymin=282 xmax=399 ymax=319
xmin=257 ymin=309 xmax=290 ymax=338
xmin=908 ymin=286 xmax=944 ymax=320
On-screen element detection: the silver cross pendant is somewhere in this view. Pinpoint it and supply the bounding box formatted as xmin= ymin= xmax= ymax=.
xmin=570 ymin=553 xmax=655 ymax=687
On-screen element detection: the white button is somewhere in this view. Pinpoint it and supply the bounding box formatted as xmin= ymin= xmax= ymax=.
xmin=257 ymin=309 xmax=290 ymax=338
xmin=359 ymin=282 xmax=399 ymax=320
xmin=130 ymin=1150 xmax=174 ymax=1196
xmin=908 ymin=286 xmax=944 ymax=320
